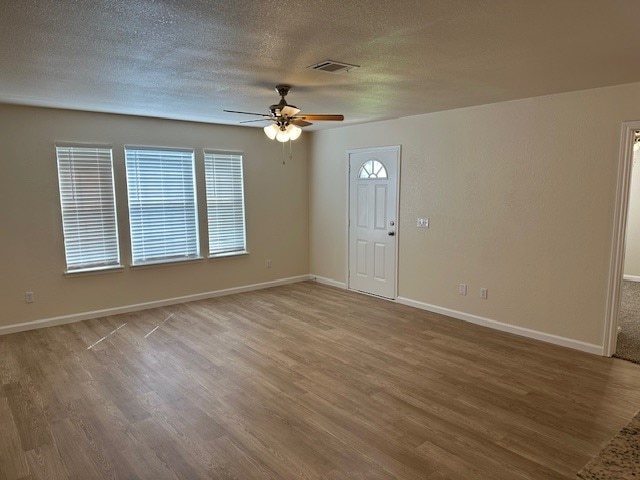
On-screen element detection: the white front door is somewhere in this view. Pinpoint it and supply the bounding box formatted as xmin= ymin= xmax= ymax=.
xmin=348 ymin=146 xmax=399 ymax=299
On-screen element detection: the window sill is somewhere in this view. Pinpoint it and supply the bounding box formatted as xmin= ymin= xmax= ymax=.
xmin=130 ymin=256 xmax=204 ymax=269
xmin=64 ymin=265 xmax=125 ymax=277
xmin=209 ymin=251 xmax=249 ymax=259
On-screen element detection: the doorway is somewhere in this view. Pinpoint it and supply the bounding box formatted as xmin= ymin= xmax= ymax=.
xmin=347 ymin=146 xmax=400 ymax=299
xmin=605 ymin=122 xmax=640 ymax=358
xmin=615 ymin=130 xmax=640 ymax=363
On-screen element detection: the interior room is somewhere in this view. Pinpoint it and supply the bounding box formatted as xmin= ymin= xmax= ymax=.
xmin=1 ymin=1 xmax=640 ymax=479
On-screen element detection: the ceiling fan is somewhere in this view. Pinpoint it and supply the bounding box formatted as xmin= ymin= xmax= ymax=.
xmin=224 ymin=85 xmax=344 ymax=142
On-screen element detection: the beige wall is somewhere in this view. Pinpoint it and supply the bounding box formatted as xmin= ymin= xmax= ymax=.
xmin=0 ymin=105 xmax=309 ymax=327
xmin=310 ymin=82 xmax=640 ymax=347
xmin=4 ymin=81 xmax=640 ymax=348
xmin=624 ymin=149 xmax=640 ymax=277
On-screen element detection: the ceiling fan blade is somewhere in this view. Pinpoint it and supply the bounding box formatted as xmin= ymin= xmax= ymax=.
xmin=239 ymin=118 xmax=271 ymax=124
xmin=223 ymin=109 xmax=268 ymax=116
xmin=292 ymin=119 xmax=313 ymax=127
xmin=281 ymin=105 xmax=300 ymax=117
xmin=296 ymin=114 xmax=344 ymax=121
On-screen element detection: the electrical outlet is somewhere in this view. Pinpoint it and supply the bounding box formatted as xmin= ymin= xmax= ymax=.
xmin=480 ymin=288 xmax=488 ymax=300
xmin=458 ymin=284 xmax=467 ymax=296
xmin=417 ymin=218 xmax=429 ymax=228
xmin=25 ymin=291 xmax=35 ymax=303
xmin=266 ymin=259 xmax=272 ymax=268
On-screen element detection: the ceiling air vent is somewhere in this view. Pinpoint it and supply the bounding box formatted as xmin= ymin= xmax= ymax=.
xmin=308 ymin=60 xmax=359 ymax=74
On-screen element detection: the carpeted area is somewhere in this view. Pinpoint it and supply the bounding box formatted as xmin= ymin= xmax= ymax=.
xmin=577 ymin=410 xmax=640 ymax=479
xmin=614 ymin=280 xmax=640 ymax=364
xmin=579 ymin=281 xmax=640 ymax=479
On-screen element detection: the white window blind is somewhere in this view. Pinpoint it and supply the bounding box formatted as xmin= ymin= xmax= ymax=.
xmin=204 ymin=151 xmax=247 ymax=256
xmin=125 ymin=147 xmax=200 ymax=265
xmin=56 ymin=145 xmax=120 ymax=272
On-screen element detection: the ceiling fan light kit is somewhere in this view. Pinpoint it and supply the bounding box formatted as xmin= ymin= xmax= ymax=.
xmin=224 ymin=85 xmax=344 ymax=143
xmin=264 ymin=123 xmax=302 ymax=142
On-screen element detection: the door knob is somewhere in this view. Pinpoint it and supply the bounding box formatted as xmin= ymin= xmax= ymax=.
xmin=388 ymin=231 xmax=395 ymax=236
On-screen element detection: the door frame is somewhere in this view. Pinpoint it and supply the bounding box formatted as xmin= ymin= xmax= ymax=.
xmin=346 ymin=145 xmax=401 ymax=300
xmin=604 ymin=121 xmax=640 ymax=356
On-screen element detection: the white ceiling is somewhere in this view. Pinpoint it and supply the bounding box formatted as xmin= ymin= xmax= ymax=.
xmin=1 ymin=1 xmax=639 ymax=129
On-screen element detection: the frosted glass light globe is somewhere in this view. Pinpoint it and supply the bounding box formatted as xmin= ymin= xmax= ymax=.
xmin=264 ymin=124 xmax=278 ymax=139
xmin=288 ymin=125 xmax=302 ymax=141
xmin=276 ymin=130 xmax=290 ymax=142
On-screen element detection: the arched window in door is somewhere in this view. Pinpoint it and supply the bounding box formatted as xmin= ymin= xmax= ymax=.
xmin=358 ymin=159 xmax=388 ymax=179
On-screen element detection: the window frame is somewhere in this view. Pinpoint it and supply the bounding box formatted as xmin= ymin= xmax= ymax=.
xmin=55 ymin=143 xmax=122 ymax=274
xmin=358 ymin=159 xmax=388 ymax=179
xmin=204 ymin=149 xmax=248 ymax=258
xmin=124 ymin=145 xmax=202 ymax=267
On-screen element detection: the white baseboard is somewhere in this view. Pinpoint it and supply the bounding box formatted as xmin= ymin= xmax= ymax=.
xmin=396 ymin=296 xmax=604 ymax=356
xmin=309 ymin=275 xmax=347 ymax=289
xmin=623 ymin=274 xmax=640 ymax=282
xmin=0 ymin=275 xmax=311 ymax=336
xmin=4 ymin=276 xmax=605 ymax=357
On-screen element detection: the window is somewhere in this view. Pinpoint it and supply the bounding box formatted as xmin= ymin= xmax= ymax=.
xmin=125 ymin=147 xmax=199 ymax=265
xmin=358 ymin=159 xmax=388 ymax=179
xmin=204 ymin=151 xmax=247 ymax=256
xmin=56 ymin=145 xmax=120 ymax=272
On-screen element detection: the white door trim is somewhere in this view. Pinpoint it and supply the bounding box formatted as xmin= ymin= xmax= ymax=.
xmin=346 ymin=145 xmax=401 ymax=300
xmin=604 ymin=121 xmax=640 ymax=356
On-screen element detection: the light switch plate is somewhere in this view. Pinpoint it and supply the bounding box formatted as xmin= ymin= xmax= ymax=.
xmin=417 ymin=218 xmax=429 ymax=228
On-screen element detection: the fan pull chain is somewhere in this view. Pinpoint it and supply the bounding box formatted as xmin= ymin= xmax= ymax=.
xmin=280 ymin=140 xmax=294 ymax=164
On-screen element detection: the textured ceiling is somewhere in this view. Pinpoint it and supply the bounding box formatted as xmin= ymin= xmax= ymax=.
xmin=1 ymin=0 xmax=640 ymax=129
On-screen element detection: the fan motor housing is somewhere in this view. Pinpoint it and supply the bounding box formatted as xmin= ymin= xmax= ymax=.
xmin=275 ymin=85 xmax=291 ymax=97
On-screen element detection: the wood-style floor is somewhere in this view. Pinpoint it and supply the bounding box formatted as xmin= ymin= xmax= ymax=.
xmin=1 ymin=282 xmax=639 ymax=479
